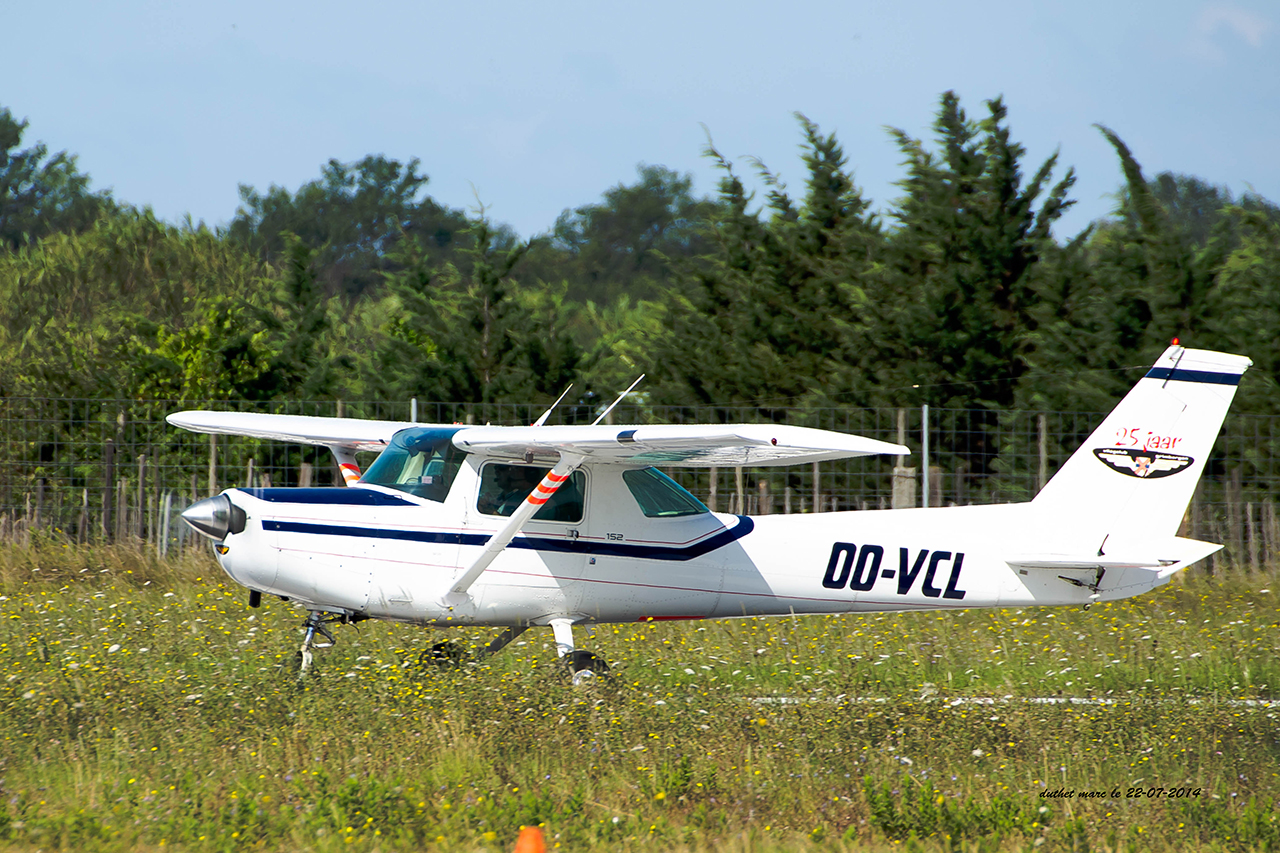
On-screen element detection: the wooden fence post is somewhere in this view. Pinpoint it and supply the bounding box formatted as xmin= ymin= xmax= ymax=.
xmin=892 ymin=408 xmax=916 ymax=508
xmin=1247 ymin=501 xmax=1259 ymax=572
xmin=1226 ymin=469 xmax=1242 ymax=569
xmin=208 ymin=434 xmax=217 ymax=496
xmin=116 ymin=478 xmax=127 ymax=541
xmin=812 ymin=462 xmax=820 ymax=513
xmin=160 ymin=491 xmax=172 ymax=558
xmin=927 ymin=466 xmax=942 ymax=509
xmin=1265 ymin=502 xmax=1279 ymax=570
xmin=152 ymin=450 xmax=160 ymax=546
xmin=102 ymin=438 xmax=115 ymax=541
xmin=892 ymin=467 xmax=917 ymax=509
xmin=1189 ymin=479 xmax=1203 ymax=540
xmin=1037 ymin=413 xmax=1048 ymax=494
xmin=137 ymin=455 xmax=147 ymax=540
xmin=115 ymin=411 xmax=127 ymax=538
xmin=78 ymin=488 xmax=88 ymax=543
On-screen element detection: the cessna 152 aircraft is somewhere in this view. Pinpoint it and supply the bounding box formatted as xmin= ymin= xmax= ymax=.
xmin=170 ymin=345 xmax=1250 ymax=679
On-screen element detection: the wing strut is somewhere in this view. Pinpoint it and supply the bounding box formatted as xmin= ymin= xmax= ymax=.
xmin=441 ymin=452 xmax=584 ymax=607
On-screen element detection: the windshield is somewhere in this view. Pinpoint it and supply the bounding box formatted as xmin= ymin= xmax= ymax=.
xmin=622 ymin=467 xmax=709 ymax=518
xmin=360 ymin=427 xmax=465 ymax=502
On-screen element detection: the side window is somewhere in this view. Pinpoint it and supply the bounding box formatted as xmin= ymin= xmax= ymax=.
xmin=477 ymin=464 xmax=586 ymax=523
xmin=622 ymin=467 xmax=709 ymax=517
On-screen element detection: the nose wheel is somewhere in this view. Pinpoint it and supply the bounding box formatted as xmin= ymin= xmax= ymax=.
xmin=295 ymin=610 xmax=342 ymax=676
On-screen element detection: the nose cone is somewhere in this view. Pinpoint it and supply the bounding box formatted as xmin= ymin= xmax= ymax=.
xmin=181 ymin=494 xmax=247 ymax=540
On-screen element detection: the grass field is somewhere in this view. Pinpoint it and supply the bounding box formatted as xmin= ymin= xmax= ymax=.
xmin=1 ymin=540 xmax=1278 ymax=852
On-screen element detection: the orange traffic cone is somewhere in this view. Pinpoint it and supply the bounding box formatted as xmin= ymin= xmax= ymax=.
xmin=513 ymin=825 xmax=546 ymax=853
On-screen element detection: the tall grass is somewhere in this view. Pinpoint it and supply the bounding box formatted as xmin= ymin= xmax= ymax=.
xmin=1 ymin=541 xmax=1277 ymax=851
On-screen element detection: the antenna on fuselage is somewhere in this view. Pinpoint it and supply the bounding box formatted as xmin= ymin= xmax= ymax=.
xmin=592 ymin=375 xmax=645 ymax=426
xmin=531 ymin=383 xmax=574 ymax=427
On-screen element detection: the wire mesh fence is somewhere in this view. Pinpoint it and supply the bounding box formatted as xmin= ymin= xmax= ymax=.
xmin=2 ymin=396 xmax=1277 ymax=571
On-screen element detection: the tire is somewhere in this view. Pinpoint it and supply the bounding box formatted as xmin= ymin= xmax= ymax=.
xmin=565 ymin=649 xmax=609 ymax=682
xmin=421 ymin=640 xmax=466 ymax=669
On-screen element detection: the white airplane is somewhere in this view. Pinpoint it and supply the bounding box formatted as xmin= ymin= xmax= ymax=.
xmin=169 ymin=345 xmax=1250 ymax=679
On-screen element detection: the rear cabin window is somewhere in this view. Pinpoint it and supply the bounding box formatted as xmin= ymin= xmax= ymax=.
xmin=622 ymin=467 xmax=709 ymax=518
xmin=477 ymin=464 xmax=586 ymax=523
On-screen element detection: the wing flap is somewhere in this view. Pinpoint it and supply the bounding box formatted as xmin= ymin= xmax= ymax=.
xmin=452 ymin=423 xmax=908 ymax=467
xmin=166 ymin=411 xmax=413 ymax=453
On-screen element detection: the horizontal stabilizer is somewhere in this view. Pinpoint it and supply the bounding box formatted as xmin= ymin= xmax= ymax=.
xmin=1005 ymin=555 xmax=1166 ymax=570
xmin=1007 ymin=538 xmax=1222 ymax=577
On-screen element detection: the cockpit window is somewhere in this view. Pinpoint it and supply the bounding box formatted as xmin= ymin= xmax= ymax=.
xmin=477 ymin=464 xmax=585 ymax=522
xmin=622 ymin=467 xmax=709 ymax=518
xmin=360 ymin=427 xmax=465 ymax=502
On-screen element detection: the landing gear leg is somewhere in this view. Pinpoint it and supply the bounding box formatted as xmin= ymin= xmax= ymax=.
xmin=296 ymin=610 xmax=338 ymax=675
xmin=419 ymin=626 xmax=532 ymax=670
xmin=482 ymin=625 xmax=529 ymax=657
xmin=549 ymin=618 xmax=609 ymax=684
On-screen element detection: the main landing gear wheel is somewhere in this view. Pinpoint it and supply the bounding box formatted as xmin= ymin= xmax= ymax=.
xmin=563 ymin=650 xmax=610 ymax=683
xmin=549 ymin=618 xmax=610 ymax=685
xmin=420 ymin=640 xmax=467 ymax=669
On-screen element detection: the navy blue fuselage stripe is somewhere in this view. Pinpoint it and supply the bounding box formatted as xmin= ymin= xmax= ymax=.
xmin=262 ymin=516 xmax=755 ymax=562
xmin=1145 ymin=367 xmax=1241 ymax=386
xmin=242 ymin=488 xmax=415 ymax=506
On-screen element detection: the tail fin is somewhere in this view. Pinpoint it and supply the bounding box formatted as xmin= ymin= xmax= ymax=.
xmin=1032 ymin=346 xmax=1250 ymax=553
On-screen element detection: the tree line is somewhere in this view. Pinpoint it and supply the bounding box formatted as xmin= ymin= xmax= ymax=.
xmin=1 ymin=93 xmax=1277 ymax=424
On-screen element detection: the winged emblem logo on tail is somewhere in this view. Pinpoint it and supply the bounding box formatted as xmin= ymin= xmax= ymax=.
xmin=1093 ymin=447 xmax=1194 ymax=479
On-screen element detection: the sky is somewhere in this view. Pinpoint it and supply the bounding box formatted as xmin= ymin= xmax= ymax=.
xmin=5 ymin=1 xmax=1278 ymax=241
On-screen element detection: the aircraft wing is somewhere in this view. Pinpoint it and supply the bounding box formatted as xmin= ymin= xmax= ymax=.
xmin=167 ymin=413 xmax=909 ymax=466
xmin=452 ymin=423 xmax=909 ymax=467
xmin=166 ymin=411 xmax=417 ymax=453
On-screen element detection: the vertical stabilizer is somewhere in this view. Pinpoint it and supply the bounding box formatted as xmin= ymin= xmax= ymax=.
xmin=1031 ymin=346 xmax=1250 ymax=553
